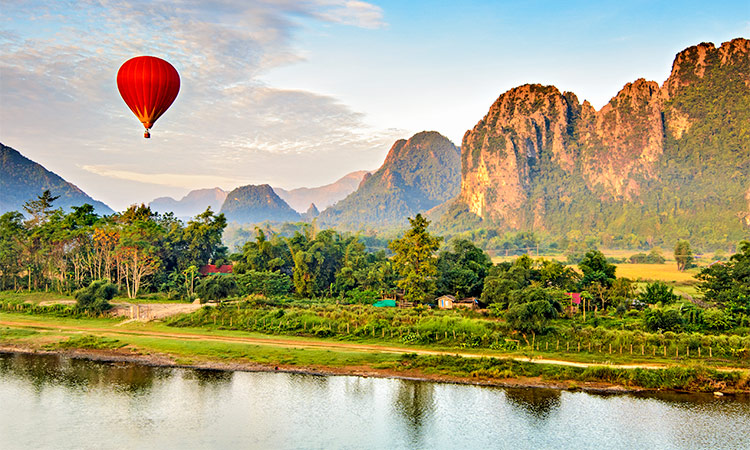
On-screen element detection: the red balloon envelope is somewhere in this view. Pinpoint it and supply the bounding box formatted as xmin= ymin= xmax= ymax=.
xmin=117 ymin=56 xmax=180 ymax=138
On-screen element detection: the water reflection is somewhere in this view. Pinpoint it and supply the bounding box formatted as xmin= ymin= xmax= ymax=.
xmin=504 ymin=387 xmax=561 ymax=420
xmin=1 ymin=352 xmax=749 ymax=450
xmin=0 ymin=352 xmax=167 ymax=394
xmin=392 ymin=380 xmax=435 ymax=446
xmin=183 ymin=368 xmax=233 ymax=387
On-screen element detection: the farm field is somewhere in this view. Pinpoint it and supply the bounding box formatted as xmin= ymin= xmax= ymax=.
xmin=614 ymin=264 xmax=699 ymax=283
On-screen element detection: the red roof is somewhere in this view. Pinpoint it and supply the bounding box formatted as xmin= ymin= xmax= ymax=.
xmin=199 ymin=264 xmax=233 ymax=276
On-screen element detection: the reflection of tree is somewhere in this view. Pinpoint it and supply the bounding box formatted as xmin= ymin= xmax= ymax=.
xmin=504 ymin=387 xmax=561 ymax=420
xmin=0 ymin=353 xmax=164 ymax=394
xmin=186 ymin=368 xmax=233 ymax=387
xmin=393 ymin=380 xmax=435 ymax=446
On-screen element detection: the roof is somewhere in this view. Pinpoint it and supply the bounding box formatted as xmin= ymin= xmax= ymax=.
xmin=457 ymin=297 xmax=479 ymax=304
xmin=436 ymin=295 xmax=456 ymax=301
xmin=199 ymin=264 xmax=233 ymax=276
xmin=373 ymin=299 xmax=397 ymax=307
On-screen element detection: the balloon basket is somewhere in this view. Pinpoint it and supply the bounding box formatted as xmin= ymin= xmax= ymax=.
xmin=144 ymin=130 xmax=151 ymax=139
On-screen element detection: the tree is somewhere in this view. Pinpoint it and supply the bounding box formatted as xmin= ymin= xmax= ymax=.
xmin=389 ymin=214 xmax=442 ymax=303
xmin=182 ymin=207 xmax=227 ymax=266
xmin=639 ymin=281 xmax=678 ymax=305
xmin=578 ymin=250 xmax=616 ymax=288
xmin=436 ymin=238 xmax=492 ymax=298
xmin=22 ymin=190 xmax=60 ymax=228
xmin=0 ymin=212 xmax=26 ymax=290
xmin=505 ymin=286 xmax=563 ymax=334
xmin=674 ymin=240 xmax=694 ymax=271
xmin=697 ymin=241 xmax=750 ymax=318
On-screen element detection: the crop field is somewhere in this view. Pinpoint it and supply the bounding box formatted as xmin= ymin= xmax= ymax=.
xmin=614 ymin=264 xmax=699 ymax=283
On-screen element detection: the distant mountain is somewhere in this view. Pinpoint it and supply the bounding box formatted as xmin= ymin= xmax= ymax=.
xmin=0 ymin=143 xmax=114 ymax=215
xmin=273 ymin=170 xmax=369 ymax=213
xmin=319 ymin=131 xmax=461 ymax=229
xmin=439 ymin=38 xmax=750 ymax=248
xmin=301 ymin=203 xmax=320 ymax=221
xmin=220 ymin=184 xmax=301 ymax=224
xmin=150 ymin=187 xmax=227 ymax=218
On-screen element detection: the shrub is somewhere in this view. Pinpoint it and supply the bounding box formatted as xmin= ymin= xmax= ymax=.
xmin=196 ymin=275 xmax=239 ymax=302
xmin=639 ymin=282 xmax=678 ymax=305
xmin=74 ymin=280 xmax=117 ymax=312
xmin=703 ymin=308 xmax=733 ymax=331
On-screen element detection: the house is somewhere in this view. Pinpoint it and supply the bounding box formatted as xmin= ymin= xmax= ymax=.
xmin=455 ymin=297 xmax=479 ymax=309
xmin=436 ymin=295 xmax=456 ymax=309
xmin=199 ymin=264 xmax=233 ymax=276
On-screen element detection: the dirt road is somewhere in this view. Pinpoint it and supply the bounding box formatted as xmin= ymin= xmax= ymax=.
xmin=0 ymin=317 xmax=680 ymax=371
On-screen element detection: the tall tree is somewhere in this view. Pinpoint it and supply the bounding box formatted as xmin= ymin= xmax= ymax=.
xmin=389 ymin=214 xmax=442 ymax=303
xmin=22 ymin=190 xmax=60 ymax=228
xmin=674 ymin=240 xmax=695 ymax=272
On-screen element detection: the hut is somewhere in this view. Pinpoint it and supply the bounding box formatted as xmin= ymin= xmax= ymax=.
xmin=455 ymin=297 xmax=479 ymax=309
xmin=436 ymin=295 xmax=456 ymax=309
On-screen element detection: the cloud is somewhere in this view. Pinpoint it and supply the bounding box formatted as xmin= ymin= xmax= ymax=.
xmin=80 ymin=165 xmax=247 ymax=189
xmin=314 ymin=1 xmax=386 ymax=29
xmin=0 ymin=0 xmax=396 ymax=209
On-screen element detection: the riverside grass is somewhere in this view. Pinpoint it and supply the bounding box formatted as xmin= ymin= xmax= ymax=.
xmin=1 ymin=312 xmax=748 ymax=393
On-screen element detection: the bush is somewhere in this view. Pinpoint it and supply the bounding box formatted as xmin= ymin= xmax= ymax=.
xmin=236 ymin=271 xmax=291 ymax=296
xmin=643 ymin=308 xmax=683 ymax=332
xmin=74 ymin=280 xmax=117 ymax=312
xmin=639 ymin=282 xmax=678 ymax=305
xmin=703 ymin=308 xmax=733 ymax=331
xmin=196 ymin=275 xmax=239 ymax=302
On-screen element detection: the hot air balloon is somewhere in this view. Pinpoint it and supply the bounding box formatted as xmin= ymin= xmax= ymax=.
xmin=117 ymin=56 xmax=180 ymax=138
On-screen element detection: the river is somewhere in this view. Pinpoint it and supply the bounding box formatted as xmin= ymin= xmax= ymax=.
xmin=1 ymin=352 xmax=748 ymax=449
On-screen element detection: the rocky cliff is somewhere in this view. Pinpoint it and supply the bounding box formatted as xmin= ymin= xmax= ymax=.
xmin=447 ymin=38 xmax=750 ymax=246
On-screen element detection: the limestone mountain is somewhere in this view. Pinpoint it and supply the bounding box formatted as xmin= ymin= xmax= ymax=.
xmin=150 ymin=188 xmax=227 ymax=218
xmin=441 ymin=38 xmax=750 ymax=247
xmin=301 ymin=203 xmax=320 ymax=221
xmin=274 ymin=170 xmax=369 ymax=213
xmin=319 ymin=131 xmax=461 ymax=229
xmin=0 ymin=143 xmax=114 ymax=215
xmin=220 ymin=184 xmax=300 ymax=224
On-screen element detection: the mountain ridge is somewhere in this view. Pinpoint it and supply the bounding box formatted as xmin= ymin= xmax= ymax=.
xmin=0 ymin=143 xmax=114 ymax=216
xmin=319 ymin=131 xmax=461 ymax=229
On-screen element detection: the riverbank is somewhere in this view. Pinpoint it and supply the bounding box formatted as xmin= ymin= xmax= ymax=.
xmin=0 ymin=344 xmax=639 ymax=394
xmin=3 ymin=321 xmax=748 ymax=395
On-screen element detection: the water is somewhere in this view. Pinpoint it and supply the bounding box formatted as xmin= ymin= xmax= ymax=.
xmin=1 ymin=352 xmax=749 ymax=450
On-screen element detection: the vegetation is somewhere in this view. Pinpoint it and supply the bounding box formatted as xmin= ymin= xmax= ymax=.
xmin=74 ymin=280 xmax=117 ymax=312
xmin=390 ymin=214 xmax=442 ymax=303
xmin=0 ymin=193 xmax=227 ymax=298
xmin=674 ymin=240 xmax=695 ymax=271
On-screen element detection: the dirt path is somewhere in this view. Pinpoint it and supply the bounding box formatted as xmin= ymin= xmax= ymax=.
xmin=0 ymin=317 xmax=688 ymax=371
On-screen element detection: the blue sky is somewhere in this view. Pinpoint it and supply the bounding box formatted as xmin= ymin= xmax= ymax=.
xmin=1 ymin=0 xmax=748 ymax=210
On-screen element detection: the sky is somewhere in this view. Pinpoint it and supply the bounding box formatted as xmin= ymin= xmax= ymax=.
xmin=1 ymin=0 xmax=748 ymax=211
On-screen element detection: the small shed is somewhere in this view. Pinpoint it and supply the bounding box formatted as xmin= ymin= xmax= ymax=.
xmin=373 ymin=299 xmax=397 ymax=308
xmin=455 ymin=297 xmax=479 ymax=309
xmin=436 ymin=295 xmax=456 ymax=309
